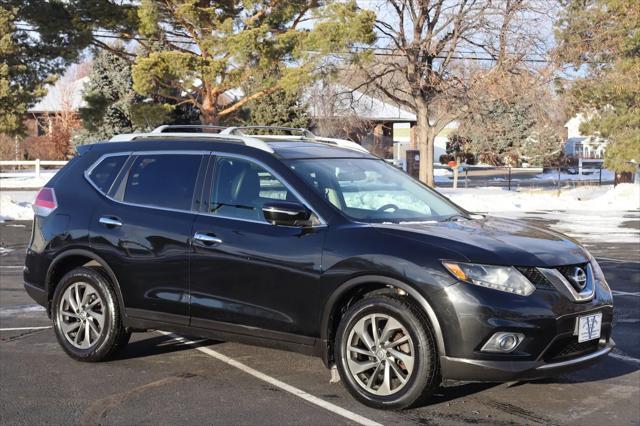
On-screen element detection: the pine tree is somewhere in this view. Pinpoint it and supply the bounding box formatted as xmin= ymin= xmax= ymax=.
xmin=243 ymin=89 xmax=310 ymax=129
xmin=77 ymin=49 xmax=173 ymax=144
xmin=131 ymin=0 xmax=375 ymax=125
xmin=0 ymin=4 xmax=85 ymax=135
xmin=557 ymin=0 xmax=640 ymax=173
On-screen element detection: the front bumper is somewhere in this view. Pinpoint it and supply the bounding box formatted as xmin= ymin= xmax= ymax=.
xmin=427 ymin=271 xmax=614 ymax=382
xmin=441 ymin=339 xmax=614 ymax=382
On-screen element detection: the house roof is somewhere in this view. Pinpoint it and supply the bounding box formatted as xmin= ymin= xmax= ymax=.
xmin=306 ymin=84 xmax=417 ymax=122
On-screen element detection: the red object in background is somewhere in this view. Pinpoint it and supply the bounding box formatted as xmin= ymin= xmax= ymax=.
xmin=447 ymin=160 xmax=457 ymax=168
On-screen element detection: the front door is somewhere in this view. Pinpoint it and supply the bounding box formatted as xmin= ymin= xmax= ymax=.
xmin=189 ymin=154 xmax=325 ymax=338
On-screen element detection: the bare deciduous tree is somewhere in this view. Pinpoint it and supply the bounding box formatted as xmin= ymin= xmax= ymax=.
xmin=359 ymin=0 xmax=555 ymax=186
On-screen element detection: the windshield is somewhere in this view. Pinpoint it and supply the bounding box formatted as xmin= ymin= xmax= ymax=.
xmin=288 ymin=158 xmax=464 ymax=223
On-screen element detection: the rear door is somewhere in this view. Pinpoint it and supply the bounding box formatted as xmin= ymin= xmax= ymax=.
xmin=89 ymin=151 xmax=206 ymax=325
xmin=189 ymin=154 xmax=326 ymax=338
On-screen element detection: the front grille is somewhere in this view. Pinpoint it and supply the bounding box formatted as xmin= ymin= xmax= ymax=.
xmin=543 ymin=337 xmax=599 ymax=362
xmin=517 ymin=267 xmax=554 ymax=289
xmin=556 ymin=263 xmax=589 ymax=283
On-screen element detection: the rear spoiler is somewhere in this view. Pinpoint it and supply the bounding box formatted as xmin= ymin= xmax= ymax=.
xmin=75 ymin=144 xmax=95 ymax=156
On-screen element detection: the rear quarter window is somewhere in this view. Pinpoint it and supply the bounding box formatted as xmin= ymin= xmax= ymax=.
xmin=87 ymin=155 xmax=128 ymax=193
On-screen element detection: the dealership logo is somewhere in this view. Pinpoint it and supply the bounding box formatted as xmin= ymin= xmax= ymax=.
xmin=570 ymin=267 xmax=587 ymax=290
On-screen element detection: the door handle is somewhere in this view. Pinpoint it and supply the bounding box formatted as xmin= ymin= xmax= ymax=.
xmin=193 ymin=232 xmax=223 ymax=245
xmin=99 ymin=216 xmax=122 ymax=227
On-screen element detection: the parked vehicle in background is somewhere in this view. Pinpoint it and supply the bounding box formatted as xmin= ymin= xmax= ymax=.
xmin=24 ymin=126 xmax=614 ymax=409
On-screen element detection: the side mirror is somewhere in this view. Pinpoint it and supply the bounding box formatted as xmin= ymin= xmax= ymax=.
xmin=262 ymin=201 xmax=312 ymax=227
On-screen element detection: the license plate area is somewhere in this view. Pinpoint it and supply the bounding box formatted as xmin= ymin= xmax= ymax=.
xmin=575 ymin=312 xmax=602 ymax=343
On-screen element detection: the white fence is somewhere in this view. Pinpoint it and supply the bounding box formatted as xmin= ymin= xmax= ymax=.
xmin=0 ymin=160 xmax=68 ymax=178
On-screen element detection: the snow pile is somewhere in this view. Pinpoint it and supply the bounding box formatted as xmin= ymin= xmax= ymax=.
xmin=434 ymin=168 xmax=453 ymax=183
xmin=534 ymin=169 xmax=615 ymax=181
xmin=0 ymin=171 xmax=58 ymax=189
xmin=0 ymin=192 xmax=35 ymax=222
xmin=439 ymin=183 xmax=640 ymax=212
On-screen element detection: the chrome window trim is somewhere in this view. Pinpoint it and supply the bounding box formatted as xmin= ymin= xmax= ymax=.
xmin=84 ymin=152 xmax=133 ymax=181
xmin=83 ymin=150 xmax=327 ymax=228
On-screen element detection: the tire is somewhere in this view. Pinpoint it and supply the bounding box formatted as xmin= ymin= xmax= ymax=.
xmin=51 ymin=266 xmax=130 ymax=362
xmin=334 ymin=294 xmax=439 ymax=409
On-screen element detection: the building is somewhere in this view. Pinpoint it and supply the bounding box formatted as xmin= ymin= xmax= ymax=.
xmin=564 ymin=113 xmax=608 ymax=159
xmin=306 ymin=84 xmax=456 ymax=167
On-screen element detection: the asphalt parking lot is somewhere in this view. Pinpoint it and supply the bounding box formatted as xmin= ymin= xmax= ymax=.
xmin=1 ymin=218 xmax=638 ymax=426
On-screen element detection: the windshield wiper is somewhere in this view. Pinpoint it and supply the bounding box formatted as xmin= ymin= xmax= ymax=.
xmin=442 ymin=214 xmax=469 ymax=222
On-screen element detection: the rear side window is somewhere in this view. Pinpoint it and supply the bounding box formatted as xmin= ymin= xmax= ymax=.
xmin=123 ymin=154 xmax=202 ymax=210
xmin=88 ymin=155 xmax=127 ymax=193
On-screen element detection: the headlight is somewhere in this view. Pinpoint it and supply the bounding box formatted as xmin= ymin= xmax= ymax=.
xmin=588 ymin=255 xmax=610 ymax=290
xmin=589 ymin=255 xmax=606 ymax=281
xmin=442 ymin=261 xmax=536 ymax=296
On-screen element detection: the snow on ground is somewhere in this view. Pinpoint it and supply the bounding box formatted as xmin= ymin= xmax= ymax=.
xmin=0 ymin=192 xmax=36 ymax=222
xmin=434 ymin=168 xmax=452 ymax=183
xmin=0 ymin=171 xmax=58 ymax=189
xmin=438 ymin=183 xmax=640 ymax=213
xmin=534 ymin=169 xmax=615 ymax=181
xmin=439 ymin=184 xmax=640 ymax=245
xmin=499 ymin=210 xmax=640 ymax=245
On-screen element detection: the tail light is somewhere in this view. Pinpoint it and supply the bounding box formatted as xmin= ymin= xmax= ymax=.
xmin=33 ymin=187 xmax=57 ymax=216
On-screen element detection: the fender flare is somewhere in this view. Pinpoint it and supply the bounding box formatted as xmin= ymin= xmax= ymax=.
xmin=320 ymin=275 xmax=446 ymax=357
xmin=46 ymin=248 xmax=126 ymax=314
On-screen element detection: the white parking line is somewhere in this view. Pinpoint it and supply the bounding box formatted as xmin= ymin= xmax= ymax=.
xmin=0 ymin=326 xmax=51 ymax=331
xmin=158 ymin=331 xmax=382 ymax=426
xmin=0 ymin=265 xmax=23 ymax=269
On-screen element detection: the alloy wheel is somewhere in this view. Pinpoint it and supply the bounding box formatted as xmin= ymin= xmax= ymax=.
xmin=57 ymin=282 xmax=105 ymax=349
xmin=345 ymin=313 xmax=415 ymax=396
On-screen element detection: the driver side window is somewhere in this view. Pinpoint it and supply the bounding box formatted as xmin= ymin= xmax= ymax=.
xmin=209 ymin=157 xmax=300 ymax=222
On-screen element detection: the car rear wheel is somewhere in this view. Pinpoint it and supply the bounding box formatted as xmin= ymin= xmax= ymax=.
xmin=52 ymin=267 xmax=130 ymax=361
xmin=334 ymin=294 xmax=439 ymax=409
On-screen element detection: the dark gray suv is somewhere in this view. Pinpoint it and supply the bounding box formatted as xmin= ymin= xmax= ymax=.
xmin=24 ymin=129 xmax=614 ymax=409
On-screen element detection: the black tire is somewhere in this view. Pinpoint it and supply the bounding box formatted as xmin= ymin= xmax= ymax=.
xmin=334 ymin=294 xmax=439 ymax=409
xmin=51 ymin=266 xmax=130 ymax=362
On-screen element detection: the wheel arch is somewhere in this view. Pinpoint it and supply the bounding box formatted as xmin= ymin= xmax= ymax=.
xmin=320 ymin=275 xmax=446 ymax=366
xmin=46 ymin=249 xmax=126 ymax=317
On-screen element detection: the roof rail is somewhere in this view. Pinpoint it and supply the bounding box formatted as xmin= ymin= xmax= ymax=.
xmin=151 ymin=125 xmax=227 ymax=133
xmin=220 ymin=126 xmax=368 ymax=153
xmin=108 ymin=131 xmax=274 ymax=153
xmin=221 ymin=126 xmax=316 ymax=138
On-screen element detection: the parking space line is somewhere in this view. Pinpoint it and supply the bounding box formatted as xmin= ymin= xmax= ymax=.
xmin=158 ymin=331 xmax=382 ymax=426
xmin=0 ymin=326 xmax=52 ymax=331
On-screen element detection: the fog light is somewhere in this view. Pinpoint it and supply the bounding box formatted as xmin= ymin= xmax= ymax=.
xmin=481 ymin=332 xmax=524 ymax=353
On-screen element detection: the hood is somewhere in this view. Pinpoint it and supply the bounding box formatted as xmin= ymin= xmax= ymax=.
xmin=373 ymin=216 xmax=589 ymax=267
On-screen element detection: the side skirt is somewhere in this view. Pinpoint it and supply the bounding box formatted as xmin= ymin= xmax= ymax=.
xmin=125 ymin=309 xmax=324 ymax=360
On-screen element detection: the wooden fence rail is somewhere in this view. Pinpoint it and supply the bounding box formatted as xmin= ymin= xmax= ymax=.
xmin=0 ymin=160 xmax=68 ymax=178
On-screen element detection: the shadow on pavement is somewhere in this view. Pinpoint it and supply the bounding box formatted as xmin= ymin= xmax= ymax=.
xmin=114 ymin=334 xmax=222 ymax=361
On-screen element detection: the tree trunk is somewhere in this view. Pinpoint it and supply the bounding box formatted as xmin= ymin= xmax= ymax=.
xmin=200 ymin=91 xmax=219 ymax=125
xmin=416 ymin=108 xmax=435 ymax=187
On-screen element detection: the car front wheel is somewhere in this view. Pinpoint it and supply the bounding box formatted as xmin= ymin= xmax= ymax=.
xmin=334 ymin=294 xmax=440 ymax=409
